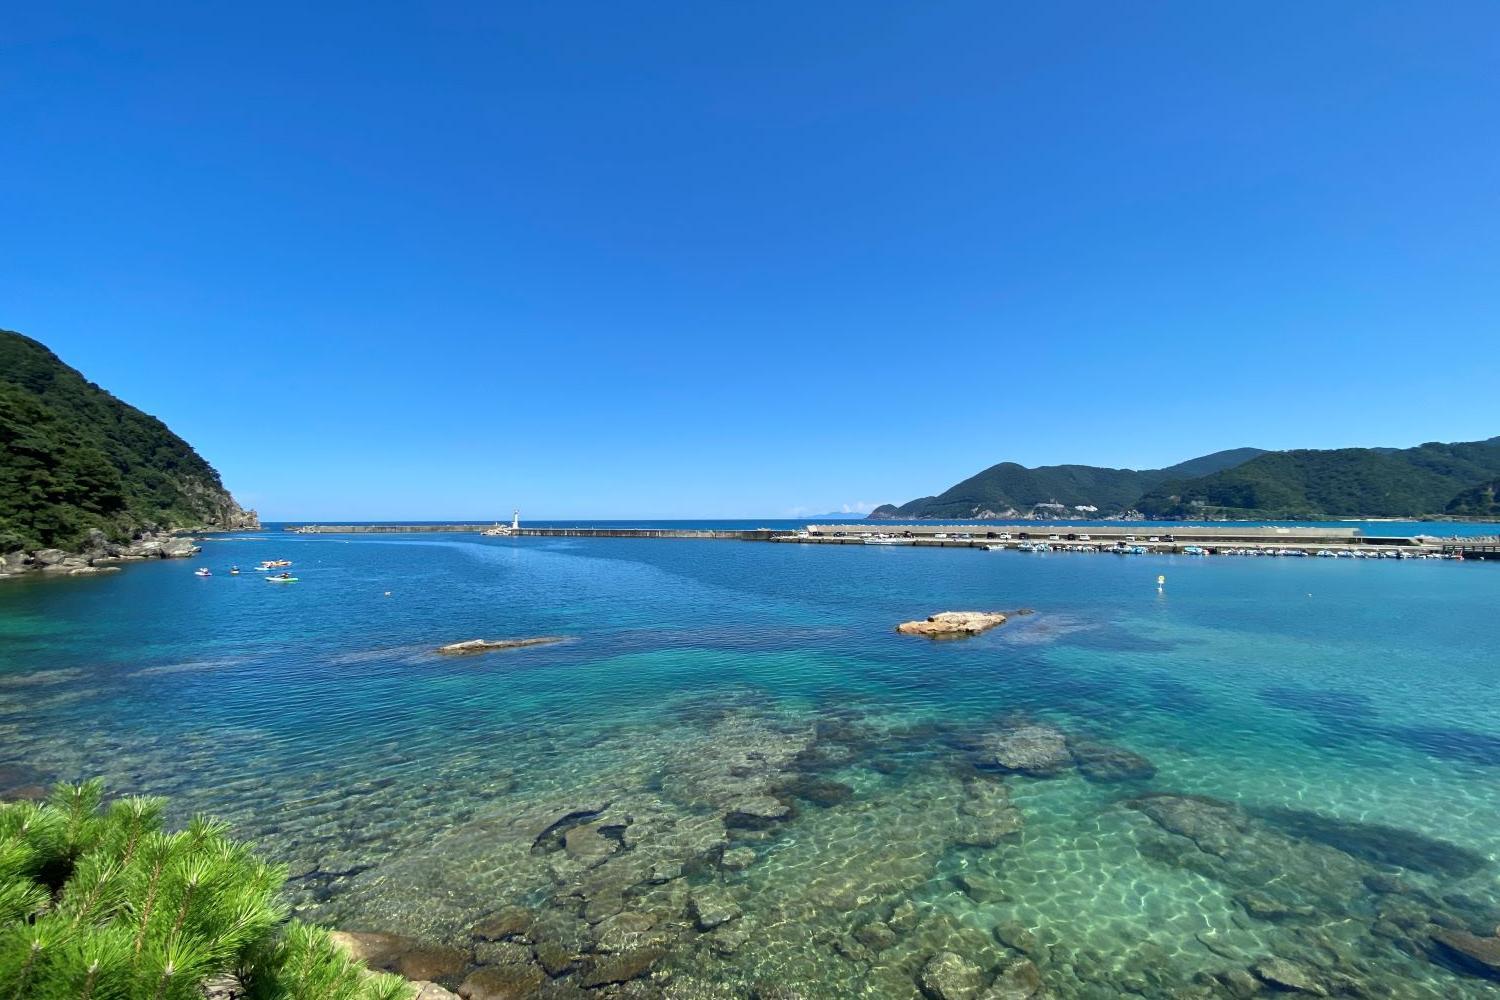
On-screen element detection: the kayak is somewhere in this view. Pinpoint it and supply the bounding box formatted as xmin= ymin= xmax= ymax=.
xmin=265 ymin=576 xmax=299 ymax=584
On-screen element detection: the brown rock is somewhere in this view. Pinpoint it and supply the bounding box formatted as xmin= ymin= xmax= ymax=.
xmin=396 ymin=946 xmax=472 ymax=982
xmin=414 ymin=984 xmax=463 ymax=1000
xmin=1430 ymin=927 xmax=1500 ymax=976
xmin=459 ymin=963 xmax=546 ymax=1000
xmin=898 ymin=611 xmax=1008 ymax=639
xmin=473 ymin=907 xmax=535 ymax=942
xmin=437 ymin=637 xmax=567 ymax=655
xmin=579 ymin=945 xmax=667 ymax=987
xmin=1251 ymin=957 xmax=1327 ymax=995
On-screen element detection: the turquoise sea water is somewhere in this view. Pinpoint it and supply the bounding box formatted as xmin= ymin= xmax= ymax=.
xmin=3 ymin=527 xmax=1500 ymax=998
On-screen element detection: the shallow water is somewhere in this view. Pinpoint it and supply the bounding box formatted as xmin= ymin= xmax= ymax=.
xmin=3 ymin=530 xmax=1500 ymax=998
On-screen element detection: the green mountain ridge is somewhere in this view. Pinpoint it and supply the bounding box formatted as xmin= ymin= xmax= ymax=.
xmin=869 ymin=448 xmax=1265 ymax=520
xmin=1138 ymin=439 xmax=1500 ymax=520
xmin=0 ymin=329 xmax=257 ymax=552
xmin=873 ymin=440 xmax=1500 ymax=521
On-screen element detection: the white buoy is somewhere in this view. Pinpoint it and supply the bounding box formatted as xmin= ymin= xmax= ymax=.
xmin=1157 ymin=574 xmax=1165 ymax=591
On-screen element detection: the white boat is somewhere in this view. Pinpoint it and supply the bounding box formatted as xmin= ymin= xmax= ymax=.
xmin=983 ymin=544 xmax=1005 ymax=551
xmin=193 ymin=568 xmax=212 ymax=577
xmin=864 ymin=536 xmax=912 ymax=546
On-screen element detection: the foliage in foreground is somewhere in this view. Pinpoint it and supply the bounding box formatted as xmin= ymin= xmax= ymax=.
xmin=0 ymin=779 xmax=412 ymax=1000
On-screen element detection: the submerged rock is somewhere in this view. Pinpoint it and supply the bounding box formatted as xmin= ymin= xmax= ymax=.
xmin=436 ymin=637 xmax=566 ymax=656
xmin=985 ymin=957 xmax=1043 ymax=999
xmin=1067 ymin=739 xmax=1156 ymax=783
xmin=457 ymin=963 xmax=545 ymax=1000
xmin=1250 ymin=957 xmax=1328 ymax=995
xmin=1430 ymin=928 xmax=1500 ymax=978
xmin=578 ymin=944 xmax=668 ymax=987
xmin=472 ymin=908 xmax=534 ymax=942
xmin=897 ymin=611 xmax=1008 ymax=639
xmin=988 ymin=724 xmax=1073 ymax=777
xmin=722 ymin=794 xmax=791 ymax=829
xmin=690 ymin=887 xmax=741 ymax=929
xmin=920 ymin=951 xmax=987 ymax=1000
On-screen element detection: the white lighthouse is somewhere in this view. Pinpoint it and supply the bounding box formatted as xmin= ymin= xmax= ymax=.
xmin=511 ymin=509 xmax=520 ymax=532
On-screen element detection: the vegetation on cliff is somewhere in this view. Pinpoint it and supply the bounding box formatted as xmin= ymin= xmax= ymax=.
xmin=1447 ymin=479 xmax=1500 ymax=517
xmin=0 ymin=779 xmax=410 ymax=1000
xmin=0 ymin=330 xmax=255 ymax=552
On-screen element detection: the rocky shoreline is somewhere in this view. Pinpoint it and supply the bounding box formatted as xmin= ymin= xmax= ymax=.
xmin=0 ymin=522 xmax=254 ymax=580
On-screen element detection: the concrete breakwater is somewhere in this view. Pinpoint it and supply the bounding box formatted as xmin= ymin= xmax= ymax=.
xmin=278 ymin=522 xmax=1484 ymax=556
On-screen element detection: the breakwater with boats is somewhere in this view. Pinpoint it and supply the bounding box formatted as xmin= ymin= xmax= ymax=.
xmin=284 ymin=521 xmax=1495 ymax=558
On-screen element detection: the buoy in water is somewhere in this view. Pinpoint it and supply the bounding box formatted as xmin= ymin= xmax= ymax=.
xmin=1157 ymin=574 xmax=1165 ymax=591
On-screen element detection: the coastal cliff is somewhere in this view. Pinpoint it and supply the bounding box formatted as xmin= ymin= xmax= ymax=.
xmin=0 ymin=329 xmax=258 ymax=578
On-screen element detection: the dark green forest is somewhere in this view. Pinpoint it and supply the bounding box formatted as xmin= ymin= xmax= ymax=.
xmin=874 ymin=440 xmax=1500 ymax=521
xmin=1 ymin=330 xmax=248 ymax=552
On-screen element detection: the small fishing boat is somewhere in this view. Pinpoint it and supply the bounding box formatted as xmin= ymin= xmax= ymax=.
xmin=265 ymin=574 xmax=298 ymax=583
xmin=194 ymin=568 xmax=212 ymax=576
xmin=983 ymin=544 xmax=1005 ymax=551
xmin=229 ymin=566 xmax=241 ymax=575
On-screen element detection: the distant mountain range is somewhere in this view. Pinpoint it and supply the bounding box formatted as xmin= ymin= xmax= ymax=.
xmin=869 ymin=439 xmax=1500 ymax=521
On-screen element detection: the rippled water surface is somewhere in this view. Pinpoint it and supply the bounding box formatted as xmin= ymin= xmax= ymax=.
xmin=4 ymin=530 xmax=1500 ymax=998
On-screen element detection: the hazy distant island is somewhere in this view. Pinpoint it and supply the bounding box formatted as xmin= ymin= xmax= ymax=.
xmin=870 ymin=439 xmax=1500 ymax=522
xmin=0 ymin=329 xmax=258 ymax=577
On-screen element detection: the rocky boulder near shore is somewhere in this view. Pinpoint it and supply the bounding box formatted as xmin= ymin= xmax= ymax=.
xmin=897 ymin=611 xmax=1008 ymax=638
xmin=0 ymin=529 xmax=205 ymax=580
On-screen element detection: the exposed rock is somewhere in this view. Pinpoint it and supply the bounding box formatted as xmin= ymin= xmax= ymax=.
xmin=1429 ymin=927 xmax=1500 ymax=978
xmin=1067 ymin=739 xmax=1156 ymax=783
xmin=1250 ymin=957 xmax=1327 ymax=995
xmin=414 ymin=984 xmax=462 ymax=1000
xmin=920 ymin=951 xmax=987 ymax=1000
xmin=458 ymin=963 xmax=546 ymax=1000
xmin=436 ymin=637 xmax=567 ymax=656
xmin=898 ymin=611 xmax=1008 ymax=638
xmin=988 ymin=724 xmax=1073 ymax=777
xmin=690 ymin=887 xmax=741 ymax=929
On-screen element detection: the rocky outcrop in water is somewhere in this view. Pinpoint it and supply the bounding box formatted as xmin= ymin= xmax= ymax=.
xmin=0 ymin=527 xmax=209 ymax=579
xmin=897 ymin=611 xmax=1008 ymax=638
xmin=435 ymin=637 xmax=567 ymax=656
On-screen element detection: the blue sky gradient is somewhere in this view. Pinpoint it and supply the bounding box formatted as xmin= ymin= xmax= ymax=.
xmin=4 ymin=3 xmax=1499 ymax=519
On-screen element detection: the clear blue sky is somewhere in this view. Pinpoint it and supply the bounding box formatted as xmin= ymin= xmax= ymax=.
xmin=4 ymin=3 xmax=1498 ymax=520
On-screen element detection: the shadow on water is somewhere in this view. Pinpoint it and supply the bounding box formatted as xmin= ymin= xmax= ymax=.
xmin=1386 ymin=726 xmax=1500 ymax=767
